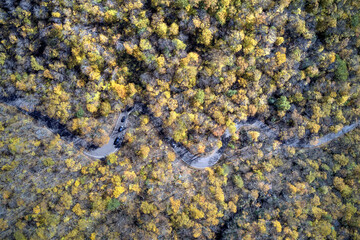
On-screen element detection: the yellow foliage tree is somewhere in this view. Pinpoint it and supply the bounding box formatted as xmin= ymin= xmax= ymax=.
xmin=273 ymin=220 xmax=282 ymax=233
xmin=189 ymin=204 xmax=205 ymax=219
xmin=72 ymin=203 xmax=86 ymax=216
xmin=138 ymin=145 xmax=150 ymax=159
xmin=110 ymin=80 xmax=127 ymax=99
xmin=141 ymin=202 xmax=158 ymax=217
xmin=170 ymin=197 xmax=180 ymax=214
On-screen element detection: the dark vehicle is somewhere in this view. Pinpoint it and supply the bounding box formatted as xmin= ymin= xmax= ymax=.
xmin=126 ymin=107 xmax=133 ymax=112
xmin=114 ymin=137 xmax=121 ymax=146
xmin=170 ymin=141 xmax=177 ymax=148
xmin=118 ymin=126 xmax=126 ymax=132
xmin=121 ymin=116 xmax=126 ymax=122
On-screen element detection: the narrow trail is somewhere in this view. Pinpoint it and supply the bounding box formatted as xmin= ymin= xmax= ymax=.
xmin=1 ymin=96 xmax=359 ymax=169
xmin=289 ymin=121 xmax=360 ymax=148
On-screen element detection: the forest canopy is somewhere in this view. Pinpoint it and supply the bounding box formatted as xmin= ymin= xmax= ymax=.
xmin=0 ymin=0 xmax=360 ymax=239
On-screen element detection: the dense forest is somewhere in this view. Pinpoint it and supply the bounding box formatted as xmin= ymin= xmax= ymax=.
xmin=0 ymin=0 xmax=360 ymax=239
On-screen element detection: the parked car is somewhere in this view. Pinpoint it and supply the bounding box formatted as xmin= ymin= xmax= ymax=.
xmin=170 ymin=141 xmax=177 ymax=148
xmin=121 ymin=116 xmax=126 ymax=122
xmin=118 ymin=126 xmax=126 ymax=132
xmin=114 ymin=137 xmax=121 ymax=146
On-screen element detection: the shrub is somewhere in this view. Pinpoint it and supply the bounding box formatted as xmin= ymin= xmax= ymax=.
xmin=76 ymin=107 xmax=84 ymax=118
xmin=233 ymin=175 xmax=244 ymax=188
xmin=30 ymin=56 xmax=44 ymax=71
xmin=335 ymin=55 xmax=349 ymax=81
xmin=194 ymin=90 xmax=205 ymax=104
xmin=351 ymin=14 xmax=360 ymax=28
xmin=275 ymin=96 xmax=291 ymax=111
xmin=0 ymin=52 xmax=6 ymax=65
xmin=14 ymin=231 xmax=26 ymax=240
xmin=107 ymin=198 xmax=121 ymax=211
xmin=226 ymin=90 xmax=237 ymax=97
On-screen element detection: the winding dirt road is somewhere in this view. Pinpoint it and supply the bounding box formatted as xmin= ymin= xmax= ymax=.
xmin=1 ymin=97 xmax=359 ymax=169
xmin=84 ymin=103 xmax=360 ymax=169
